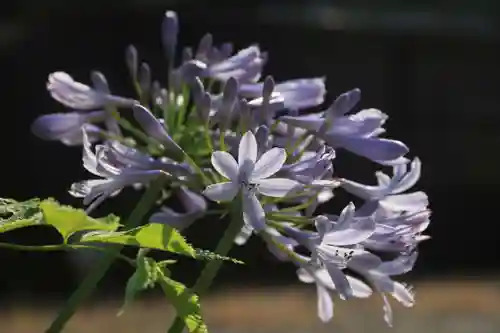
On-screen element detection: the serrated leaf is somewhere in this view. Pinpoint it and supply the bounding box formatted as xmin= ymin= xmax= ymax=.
xmin=81 ymin=223 xmax=195 ymax=257
xmin=39 ymin=199 xmax=121 ymax=242
xmin=195 ymin=249 xmax=244 ymax=264
xmin=158 ymin=271 xmax=208 ymax=333
xmin=118 ymin=251 xmax=155 ymax=316
xmin=0 ymin=217 xmax=43 ymax=233
xmin=0 ymin=197 xmax=44 ymax=233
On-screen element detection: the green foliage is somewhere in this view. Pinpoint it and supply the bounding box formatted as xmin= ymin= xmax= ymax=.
xmin=118 ymin=251 xmax=208 ymax=333
xmin=39 ymin=199 xmax=121 ymax=242
xmin=195 ymin=249 xmax=244 ymax=264
xmin=118 ymin=250 xmax=157 ymax=316
xmin=81 ymin=223 xmax=196 ymax=257
xmin=160 ymin=271 xmax=208 ymax=333
xmin=0 ymin=198 xmax=43 ymax=232
xmin=0 ymin=197 xmax=246 ymax=333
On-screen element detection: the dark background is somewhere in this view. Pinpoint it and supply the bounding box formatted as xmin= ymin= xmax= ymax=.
xmin=1 ymin=0 xmax=499 ymax=302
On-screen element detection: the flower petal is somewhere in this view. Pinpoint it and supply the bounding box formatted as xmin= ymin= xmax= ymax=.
xmin=377 ymin=252 xmax=418 ymax=275
xmin=132 ymin=104 xmax=184 ymax=160
xmin=379 ymin=192 xmax=428 ymax=212
xmin=392 ymin=157 xmax=422 ymax=194
xmin=31 ymin=113 xmax=86 ymax=140
xmin=296 ymin=268 xmax=315 ymax=284
xmin=323 ymin=261 xmax=353 ymax=300
xmin=251 ymin=147 xmax=286 ymax=180
xmin=234 ymin=223 xmax=254 ymax=245
xmin=327 ymin=88 xmax=361 ymax=119
xmin=317 ymin=284 xmax=334 ymax=322
xmin=314 ymin=215 xmax=335 ymax=238
xmin=391 ymin=282 xmax=415 ymax=307
xmin=242 ymin=192 xmax=266 ymax=231
xmin=280 ymin=113 xmax=324 ymax=132
xmin=327 ymin=134 xmax=409 ymax=163
xmin=211 ymin=151 xmax=239 ymax=180
xmin=238 ymin=131 xmax=258 ymax=166
xmin=381 ymin=293 xmax=393 ymax=327
xmin=257 ymin=178 xmax=300 ymax=197
xmin=324 ymin=217 xmax=375 ymax=246
xmin=315 ymin=268 xmax=373 ymax=298
xmin=203 ymin=182 xmax=238 ymax=202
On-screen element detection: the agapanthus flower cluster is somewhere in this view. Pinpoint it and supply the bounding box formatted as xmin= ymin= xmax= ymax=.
xmin=31 ymin=10 xmax=430 ymax=326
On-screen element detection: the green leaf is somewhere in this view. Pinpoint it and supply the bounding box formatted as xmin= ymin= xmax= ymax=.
xmin=0 ymin=198 xmax=44 ymax=233
xmin=39 ymin=199 xmax=121 ymax=242
xmin=118 ymin=251 xmax=156 ymax=316
xmin=81 ymin=223 xmax=195 ymax=257
xmin=195 ymin=249 xmax=244 ymax=264
xmin=0 ymin=217 xmax=43 ymax=233
xmin=159 ymin=270 xmax=208 ymax=333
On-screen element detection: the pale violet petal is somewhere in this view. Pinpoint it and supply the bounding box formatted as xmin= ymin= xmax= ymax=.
xmin=296 ymin=268 xmax=315 ymax=284
xmin=234 ymin=223 xmax=254 ymax=245
xmin=336 ymin=202 xmax=356 ymax=228
xmin=327 ymin=88 xmax=361 ymax=119
xmin=203 ymin=182 xmax=238 ymax=202
xmin=242 ymin=191 xmax=266 ymax=231
xmin=47 ymin=72 xmax=103 ymax=109
xmin=339 ymin=178 xmax=386 ymax=201
xmin=316 ymin=269 xmax=373 ymax=298
xmin=379 ymin=192 xmax=428 ymax=212
xmin=392 ymin=157 xmax=422 ymax=194
xmin=377 ymin=252 xmax=418 ymax=275
xmin=251 ymin=147 xmax=286 ymax=180
xmin=327 ymin=135 xmax=409 ymax=163
xmin=132 ymin=104 xmax=184 ymax=160
xmin=376 ymin=171 xmax=392 ymax=187
xmin=317 ymin=284 xmax=334 ymax=323
xmin=346 ymin=276 xmax=373 ymax=298
xmin=211 ymin=151 xmax=239 ymax=180
xmin=257 ymin=178 xmax=300 ymax=197
xmin=280 ymin=113 xmax=324 ymax=132
xmin=323 ymin=217 xmax=375 ymax=246
xmin=238 ymin=131 xmax=258 ymax=165
xmin=314 ymin=215 xmax=334 ymax=238
xmin=381 ymin=293 xmax=393 ymax=327
xmin=391 ymin=282 xmax=415 ymax=307
xmin=323 ymin=261 xmax=353 ymax=300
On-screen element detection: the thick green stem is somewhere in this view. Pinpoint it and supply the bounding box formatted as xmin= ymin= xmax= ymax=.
xmin=45 ymin=176 xmax=167 ymax=333
xmin=167 ymin=198 xmax=243 ymax=333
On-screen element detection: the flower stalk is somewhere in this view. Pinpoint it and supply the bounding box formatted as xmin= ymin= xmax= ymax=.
xmin=45 ymin=175 xmax=167 ymax=333
xmin=167 ymin=196 xmax=243 ymax=333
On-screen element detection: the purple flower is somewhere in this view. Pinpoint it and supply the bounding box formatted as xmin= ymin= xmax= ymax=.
xmin=31 ymin=112 xmax=105 ymax=145
xmin=161 ymin=11 xmax=179 ymax=60
xmin=347 ymin=254 xmax=417 ymax=327
xmin=285 ymin=204 xmax=376 ymax=299
xmin=340 ymin=157 xmax=422 ymax=202
xmin=132 ymin=104 xmax=185 ymax=161
xmin=69 ymin=129 xmax=164 ymax=212
xmin=240 ymin=77 xmax=326 ymax=110
xmin=181 ymin=45 xmax=266 ymax=83
xmin=47 ymin=72 xmax=136 ymax=110
xmin=203 ymin=131 xmax=300 ymax=230
xmin=280 ymin=89 xmax=409 ymax=164
xmin=297 ymin=266 xmax=372 ymax=322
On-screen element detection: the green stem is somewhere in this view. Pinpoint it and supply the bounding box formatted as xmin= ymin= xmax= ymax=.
xmin=167 ymin=198 xmax=243 ymax=333
xmin=0 ymin=242 xmax=135 ymax=265
xmin=45 ymin=176 xmax=167 ymax=333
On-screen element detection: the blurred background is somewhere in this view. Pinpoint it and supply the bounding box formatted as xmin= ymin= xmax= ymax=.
xmin=1 ymin=0 xmax=500 ymax=332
